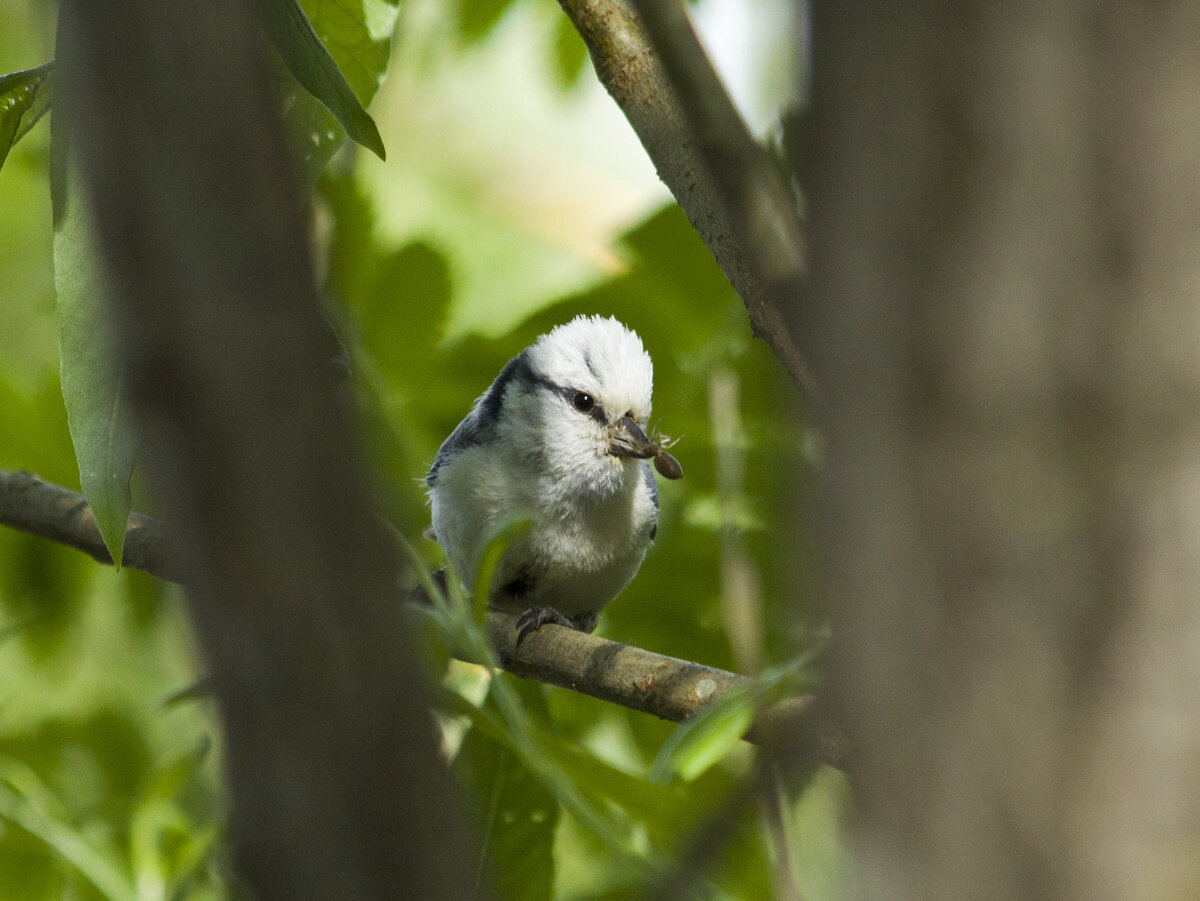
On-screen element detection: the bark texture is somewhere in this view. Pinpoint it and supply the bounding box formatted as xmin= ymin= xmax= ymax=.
xmin=809 ymin=3 xmax=1200 ymax=898
xmin=55 ymin=1 xmax=477 ymax=897
xmin=559 ymin=0 xmax=814 ymax=398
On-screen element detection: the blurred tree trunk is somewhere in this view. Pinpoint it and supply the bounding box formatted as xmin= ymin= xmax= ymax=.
xmin=57 ymin=0 xmax=478 ymax=898
xmin=808 ymin=2 xmax=1200 ymax=899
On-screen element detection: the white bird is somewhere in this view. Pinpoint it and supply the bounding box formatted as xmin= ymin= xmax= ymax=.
xmin=427 ymin=315 xmax=680 ymax=641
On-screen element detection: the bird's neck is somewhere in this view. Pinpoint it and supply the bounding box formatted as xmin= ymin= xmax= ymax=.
xmin=539 ymin=457 xmax=638 ymax=513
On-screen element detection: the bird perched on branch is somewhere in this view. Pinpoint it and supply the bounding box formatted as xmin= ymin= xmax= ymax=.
xmin=427 ymin=315 xmax=682 ymax=642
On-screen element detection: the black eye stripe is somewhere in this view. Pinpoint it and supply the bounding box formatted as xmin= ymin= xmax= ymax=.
xmin=560 ymin=387 xmax=606 ymax=423
xmin=519 ymin=362 xmax=609 ymax=423
xmin=571 ymin=390 xmax=607 ymax=423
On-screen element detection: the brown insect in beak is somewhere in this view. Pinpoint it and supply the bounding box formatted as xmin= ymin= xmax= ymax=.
xmin=653 ymin=448 xmax=683 ymax=480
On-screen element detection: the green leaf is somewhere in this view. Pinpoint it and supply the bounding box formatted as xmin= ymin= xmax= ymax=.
xmin=473 ymin=515 xmax=533 ymax=622
xmin=453 ymin=720 xmax=559 ymax=901
xmin=650 ymin=687 xmax=756 ymax=784
xmin=438 ymin=682 xmax=701 ymax=849
xmin=0 ymin=62 xmax=54 ymax=173
xmin=0 ymin=756 xmax=135 ymax=901
xmin=650 ymin=652 xmax=823 ymax=784
xmin=157 ymin=677 xmax=215 ymax=709
xmin=263 ymin=0 xmax=386 ymax=160
xmin=53 ymin=170 xmax=138 ymax=568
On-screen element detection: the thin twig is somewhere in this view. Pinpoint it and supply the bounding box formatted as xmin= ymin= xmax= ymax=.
xmin=558 ymin=0 xmax=815 ymax=400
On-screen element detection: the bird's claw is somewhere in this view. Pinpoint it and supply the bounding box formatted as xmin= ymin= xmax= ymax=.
xmin=515 ymin=606 xmax=575 ymax=644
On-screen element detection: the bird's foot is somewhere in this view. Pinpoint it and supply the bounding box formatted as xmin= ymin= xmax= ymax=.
xmin=515 ymin=606 xmax=577 ymax=645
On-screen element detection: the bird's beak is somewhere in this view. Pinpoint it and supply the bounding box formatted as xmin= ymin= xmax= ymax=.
xmin=609 ymin=416 xmax=656 ymax=459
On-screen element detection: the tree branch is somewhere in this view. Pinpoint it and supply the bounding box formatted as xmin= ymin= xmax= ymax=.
xmin=558 ymin=0 xmax=814 ymax=400
xmin=0 ymin=469 xmax=842 ymax=765
xmin=0 ymin=469 xmax=181 ymax=580
xmin=487 ymin=608 xmax=745 ymax=722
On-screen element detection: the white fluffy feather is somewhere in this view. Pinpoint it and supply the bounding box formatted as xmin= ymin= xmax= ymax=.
xmin=428 ymin=315 xmax=660 ymax=630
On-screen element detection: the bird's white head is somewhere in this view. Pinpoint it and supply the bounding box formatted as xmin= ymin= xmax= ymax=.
xmin=528 ymin=315 xmax=652 ymax=419
xmin=502 ymin=315 xmax=655 ymax=494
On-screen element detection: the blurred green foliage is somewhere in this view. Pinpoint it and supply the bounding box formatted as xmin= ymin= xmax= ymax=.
xmin=0 ymin=0 xmax=845 ymax=898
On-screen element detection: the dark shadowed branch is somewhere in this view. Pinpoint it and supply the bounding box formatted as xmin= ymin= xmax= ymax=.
xmin=0 ymin=469 xmax=842 ymax=765
xmin=0 ymin=469 xmax=180 ymax=580
xmin=557 ymin=0 xmax=814 ymax=400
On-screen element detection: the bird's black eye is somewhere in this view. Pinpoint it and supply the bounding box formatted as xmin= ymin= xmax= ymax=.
xmin=571 ymin=391 xmax=595 ymax=413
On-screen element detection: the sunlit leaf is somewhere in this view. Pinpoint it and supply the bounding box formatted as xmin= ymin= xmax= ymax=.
xmin=0 ymin=61 xmax=53 ymax=173
xmin=361 ymin=1 xmax=670 ymax=340
xmin=473 ymin=515 xmax=532 ymax=621
xmin=263 ymin=0 xmax=386 ymax=160
xmin=281 ymin=0 xmax=394 ymax=178
xmin=651 ymin=649 xmax=823 ymax=784
xmin=53 ymin=171 xmax=138 ymax=569
xmin=440 ymin=660 xmax=652 ymax=871
xmin=650 ymin=688 xmax=756 ymax=783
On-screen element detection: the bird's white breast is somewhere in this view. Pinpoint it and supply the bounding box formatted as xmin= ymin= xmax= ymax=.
xmin=431 ymin=443 xmax=655 ymax=618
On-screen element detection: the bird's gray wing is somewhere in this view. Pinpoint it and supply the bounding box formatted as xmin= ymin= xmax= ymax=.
xmin=643 ymin=462 xmax=659 ymax=540
xmin=427 ymin=350 xmax=530 ymax=486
